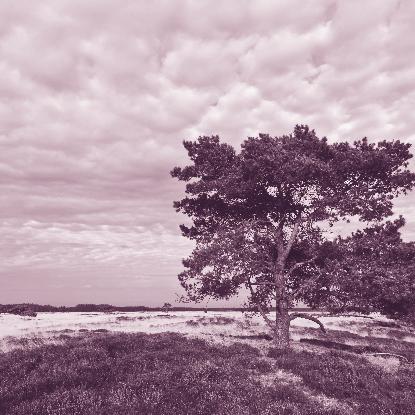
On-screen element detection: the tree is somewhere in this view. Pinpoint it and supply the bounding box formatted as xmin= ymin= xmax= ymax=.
xmin=303 ymin=217 xmax=415 ymax=321
xmin=171 ymin=125 xmax=415 ymax=349
xmin=162 ymin=302 xmax=172 ymax=313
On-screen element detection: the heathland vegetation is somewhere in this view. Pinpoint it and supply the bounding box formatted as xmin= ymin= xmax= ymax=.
xmin=1 ymin=331 xmax=414 ymax=415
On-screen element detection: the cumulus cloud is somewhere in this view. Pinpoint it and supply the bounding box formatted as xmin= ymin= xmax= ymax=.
xmin=0 ymin=0 xmax=414 ymax=305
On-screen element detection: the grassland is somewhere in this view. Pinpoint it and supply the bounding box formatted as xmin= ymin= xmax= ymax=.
xmin=0 ymin=321 xmax=414 ymax=415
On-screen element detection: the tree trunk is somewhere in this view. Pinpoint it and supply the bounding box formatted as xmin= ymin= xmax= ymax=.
xmin=273 ymin=271 xmax=290 ymax=349
xmin=273 ymin=306 xmax=290 ymax=349
xmin=274 ymin=300 xmax=290 ymax=349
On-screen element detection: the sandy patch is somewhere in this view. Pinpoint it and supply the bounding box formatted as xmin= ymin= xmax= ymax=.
xmin=0 ymin=311 xmax=413 ymax=354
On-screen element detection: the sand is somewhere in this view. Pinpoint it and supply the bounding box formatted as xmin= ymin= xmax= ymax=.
xmin=1 ymin=310 xmax=413 ymax=353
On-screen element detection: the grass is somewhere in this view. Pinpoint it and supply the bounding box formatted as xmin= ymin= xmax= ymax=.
xmin=0 ymin=331 xmax=413 ymax=414
xmin=295 ymin=325 xmax=415 ymax=362
xmin=267 ymin=347 xmax=415 ymax=414
xmin=0 ymin=332 xmax=338 ymax=415
xmin=299 ymin=338 xmax=383 ymax=354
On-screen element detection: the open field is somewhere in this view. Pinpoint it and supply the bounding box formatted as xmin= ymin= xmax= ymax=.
xmin=0 ymin=311 xmax=414 ymax=414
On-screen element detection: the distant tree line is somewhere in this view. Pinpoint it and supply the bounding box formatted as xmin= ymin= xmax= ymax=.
xmin=0 ymin=304 xmax=147 ymax=315
xmin=0 ymin=303 xmax=286 ymax=315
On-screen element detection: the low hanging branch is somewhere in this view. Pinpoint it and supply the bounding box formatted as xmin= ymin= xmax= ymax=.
xmin=290 ymin=312 xmax=327 ymax=333
xmin=247 ymin=281 xmax=275 ymax=332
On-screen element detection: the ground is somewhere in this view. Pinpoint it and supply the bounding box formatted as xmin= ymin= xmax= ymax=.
xmin=0 ymin=311 xmax=414 ymax=414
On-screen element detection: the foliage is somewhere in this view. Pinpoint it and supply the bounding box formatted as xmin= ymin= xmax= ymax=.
xmin=171 ymin=124 xmax=415 ymax=339
xmin=161 ymin=303 xmax=172 ymax=313
xmin=0 ymin=332 xmax=414 ymax=414
xmin=297 ymin=217 xmax=415 ymax=319
xmin=0 ymin=332 xmax=346 ymax=415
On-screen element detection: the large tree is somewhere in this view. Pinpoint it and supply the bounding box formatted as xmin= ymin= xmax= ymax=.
xmin=171 ymin=125 xmax=415 ymax=348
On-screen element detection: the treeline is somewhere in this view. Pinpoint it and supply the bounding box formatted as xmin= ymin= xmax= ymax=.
xmin=0 ymin=303 xmax=148 ymax=314
xmin=0 ymin=303 xmax=272 ymax=314
xmin=0 ymin=303 xmax=316 ymax=317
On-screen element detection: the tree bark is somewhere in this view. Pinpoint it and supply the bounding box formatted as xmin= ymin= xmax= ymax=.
xmin=255 ymin=214 xmax=303 ymax=350
xmin=274 ymin=304 xmax=290 ymax=349
xmin=273 ymin=270 xmax=291 ymax=349
xmin=270 ymin=214 xmax=303 ymax=349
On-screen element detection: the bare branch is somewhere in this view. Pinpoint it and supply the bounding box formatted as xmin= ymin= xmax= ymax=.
xmin=287 ymin=255 xmax=318 ymax=276
xmin=275 ymin=221 xmax=285 ymax=263
xmin=280 ymin=214 xmax=302 ymax=266
xmin=247 ymin=281 xmax=275 ymax=331
xmin=290 ymin=312 xmax=326 ymax=333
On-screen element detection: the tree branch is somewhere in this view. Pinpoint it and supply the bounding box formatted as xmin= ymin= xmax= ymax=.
xmin=280 ymin=214 xmax=302 ymax=266
xmin=287 ymin=255 xmax=318 ymax=276
xmin=290 ymin=312 xmax=326 ymax=333
xmin=250 ymin=282 xmax=277 ymax=286
xmin=291 ymin=274 xmax=321 ymax=295
xmin=247 ymin=281 xmax=275 ymax=331
xmin=275 ymin=221 xmax=285 ymax=263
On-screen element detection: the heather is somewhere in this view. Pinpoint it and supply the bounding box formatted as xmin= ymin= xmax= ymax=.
xmin=0 ymin=331 xmax=414 ymax=414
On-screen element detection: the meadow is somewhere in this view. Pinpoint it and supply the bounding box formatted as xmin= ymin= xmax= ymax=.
xmin=0 ymin=311 xmax=414 ymax=414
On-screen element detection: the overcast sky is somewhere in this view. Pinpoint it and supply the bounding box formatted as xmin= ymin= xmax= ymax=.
xmin=1 ymin=0 xmax=414 ymax=306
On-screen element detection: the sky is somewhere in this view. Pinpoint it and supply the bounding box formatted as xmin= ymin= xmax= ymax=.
xmin=1 ymin=0 xmax=415 ymax=306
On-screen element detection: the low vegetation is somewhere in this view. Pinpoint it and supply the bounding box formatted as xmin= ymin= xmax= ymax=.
xmin=267 ymin=348 xmax=415 ymax=414
xmin=0 ymin=331 xmax=414 ymax=414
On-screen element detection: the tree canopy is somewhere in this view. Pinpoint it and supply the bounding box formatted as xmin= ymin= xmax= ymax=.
xmin=171 ymin=125 xmax=415 ymax=347
xmin=302 ymin=217 xmax=415 ymax=320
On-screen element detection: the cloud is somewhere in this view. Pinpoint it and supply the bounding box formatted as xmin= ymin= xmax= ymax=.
xmin=0 ymin=0 xmax=414 ymax=305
